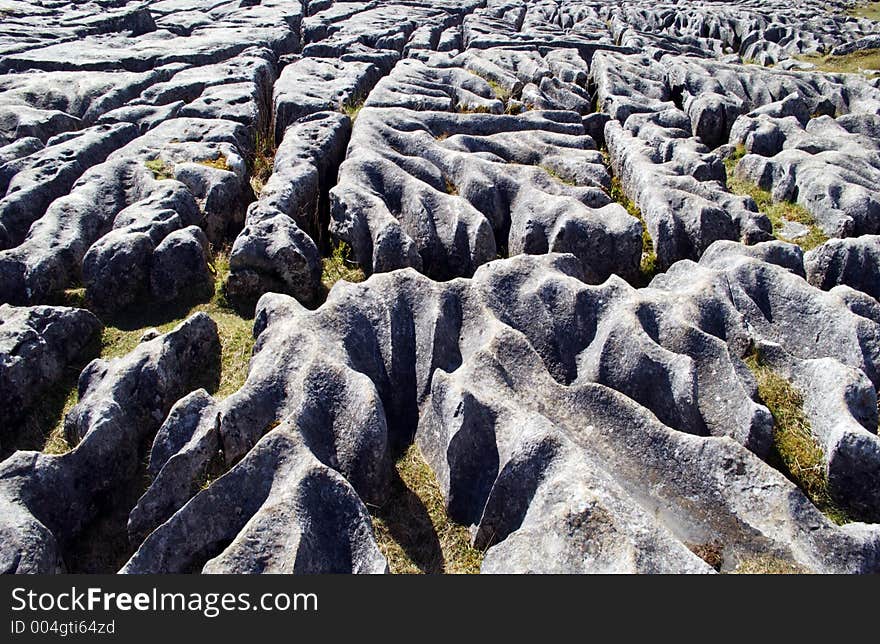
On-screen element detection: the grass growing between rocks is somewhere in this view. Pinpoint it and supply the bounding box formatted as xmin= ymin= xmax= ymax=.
xmin=369 ymin=444 xmax=484 ymax=574
xmin=724 ymin=150 xmax=829 ymax=251
xmin=799 ymin=49 xmax=880 ymax=74
xmin=486 ymin=78 xmax=511 ymax=102
xmin=457 ymin=104 xmax=494 ymax=115
xmin=41 ymin=247 xmax=255 ymax=455
xmin=342 ymin=97 xmax=365 ymax=122
xmin=688 ymin=541 xmax=724 ymax=571
xmin=249 ymin=129 xmax=276 ymax=196
xmin=145 ymin=158 xmax=174 ymax=180
xmin=731 ymin=555 xmax=810 ymax=574
xmin=466 ymin=68 xmax=514 ymax=103
xmin=744 ymin=351 xmax=848 ymax=524
xmin=849 ymin=1 xmax=880 ymax=22
xmin=540 ymin=165 xmax=577 ymax=186
xmin=321 ymin=242 xmax=365 ymax=292
xmin=599 ymin=148 xmax=659 ymax=283
xmin=611 ymin=175 xmax=659 ymax=283
xmin=197 ymin=153 xmax=230 ymax=171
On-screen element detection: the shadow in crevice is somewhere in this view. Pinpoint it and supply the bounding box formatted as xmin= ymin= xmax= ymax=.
xmin=0 ymin=345 xmax=97 ymax=462
xmin=62 ymin=450 xmax=153 ymax=573
xmin=370 ymin=469 xmax=446 ymax=574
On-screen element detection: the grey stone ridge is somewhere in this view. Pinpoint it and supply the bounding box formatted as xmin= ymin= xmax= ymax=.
xmin=128 ymin=243 xmax=880 ymax=573
xmin=1 ymin=0 xmax=880 ymax=576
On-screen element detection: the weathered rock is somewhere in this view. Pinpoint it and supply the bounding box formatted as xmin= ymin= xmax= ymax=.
xmin=227 ymin=111 xmax=350 ymax=310
xmin=145 ymin=47 xmax=277 ymax=136
xmin=272 ymin=57 xmax=381 ymax=141
xmin=0 ymin=304 xmax=101 ymax=446
xmin=0 ymin=314 xmax=219 ymax=573
xmin=123 ymin=421 xmax=388 ymax=574
xmin=149 ymin=225 xmax=213 ymax=302
xmin=805 ymin=235 xmax=880 ymax=300
xmin=0 ymin=117 xmax=249 ymax=307
xmin=0 ymin=66 xmax=182 ymax=126
xmin=331 ymin=106 xmax=641 ymax=282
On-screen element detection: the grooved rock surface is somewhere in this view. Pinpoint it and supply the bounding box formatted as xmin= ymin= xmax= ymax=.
xmin=125 ymin=246 xmax=880 ymax=574
xmin=2 ymin=0 xmax=880 ymax=575
xmin=0 ymin=304 xmax=101 ymax=447
xmin=331 ymin=107 xmax=641 ymax=281
xmin=0 ymin=314 xmax=219 ymax=573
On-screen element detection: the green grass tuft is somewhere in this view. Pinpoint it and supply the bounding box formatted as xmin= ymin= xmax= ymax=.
xmin=732 ymin=555 xmax=810 ymax=574
xmin=321 ymin=242 xmax=365 ymax=292
xmin=342 ymin=98 xmax=365 ymax=122
xmin=369 ymin=444 xmax=484 ymax=574
xmin=197 ymin=153 xmax=230 ymax=171
xmin=688 ymin=541 xmax=724 ymax=571
xmin=743 ymin=351 xmax=848 ymax=523
xmin=457 ymin=104 xmax=493 ymax=114
xmin=504 ymin=102 xmax=523 ymax=115
xmin=608 ymin=173 xmax=659 ymax=283
xmin=145 ymin=158 xmax=174 ymax=180
xmin=41 ymin=388 xmax=79 ymax=455
xmin=724 ymin=153 xmax=829 ymax=250
xmin=42 ymin=247 xmax=254 ymax=455
xmin=248 ymin=129 xmax=276 ymax=197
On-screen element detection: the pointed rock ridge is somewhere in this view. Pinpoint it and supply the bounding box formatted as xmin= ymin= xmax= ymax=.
xmin=135 ymin=247 xmax=880 ymax=573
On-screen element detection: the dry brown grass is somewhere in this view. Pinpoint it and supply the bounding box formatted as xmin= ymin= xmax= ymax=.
xmin=688 ymin=541 xmax=724 ymax=571
xmin=732 ymin=555 xmax=810 ymax=575
xmin=608 ymin=171 xmax=658 ymax=282
xmin=540 ymin=165 xmax=577 ymax=186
